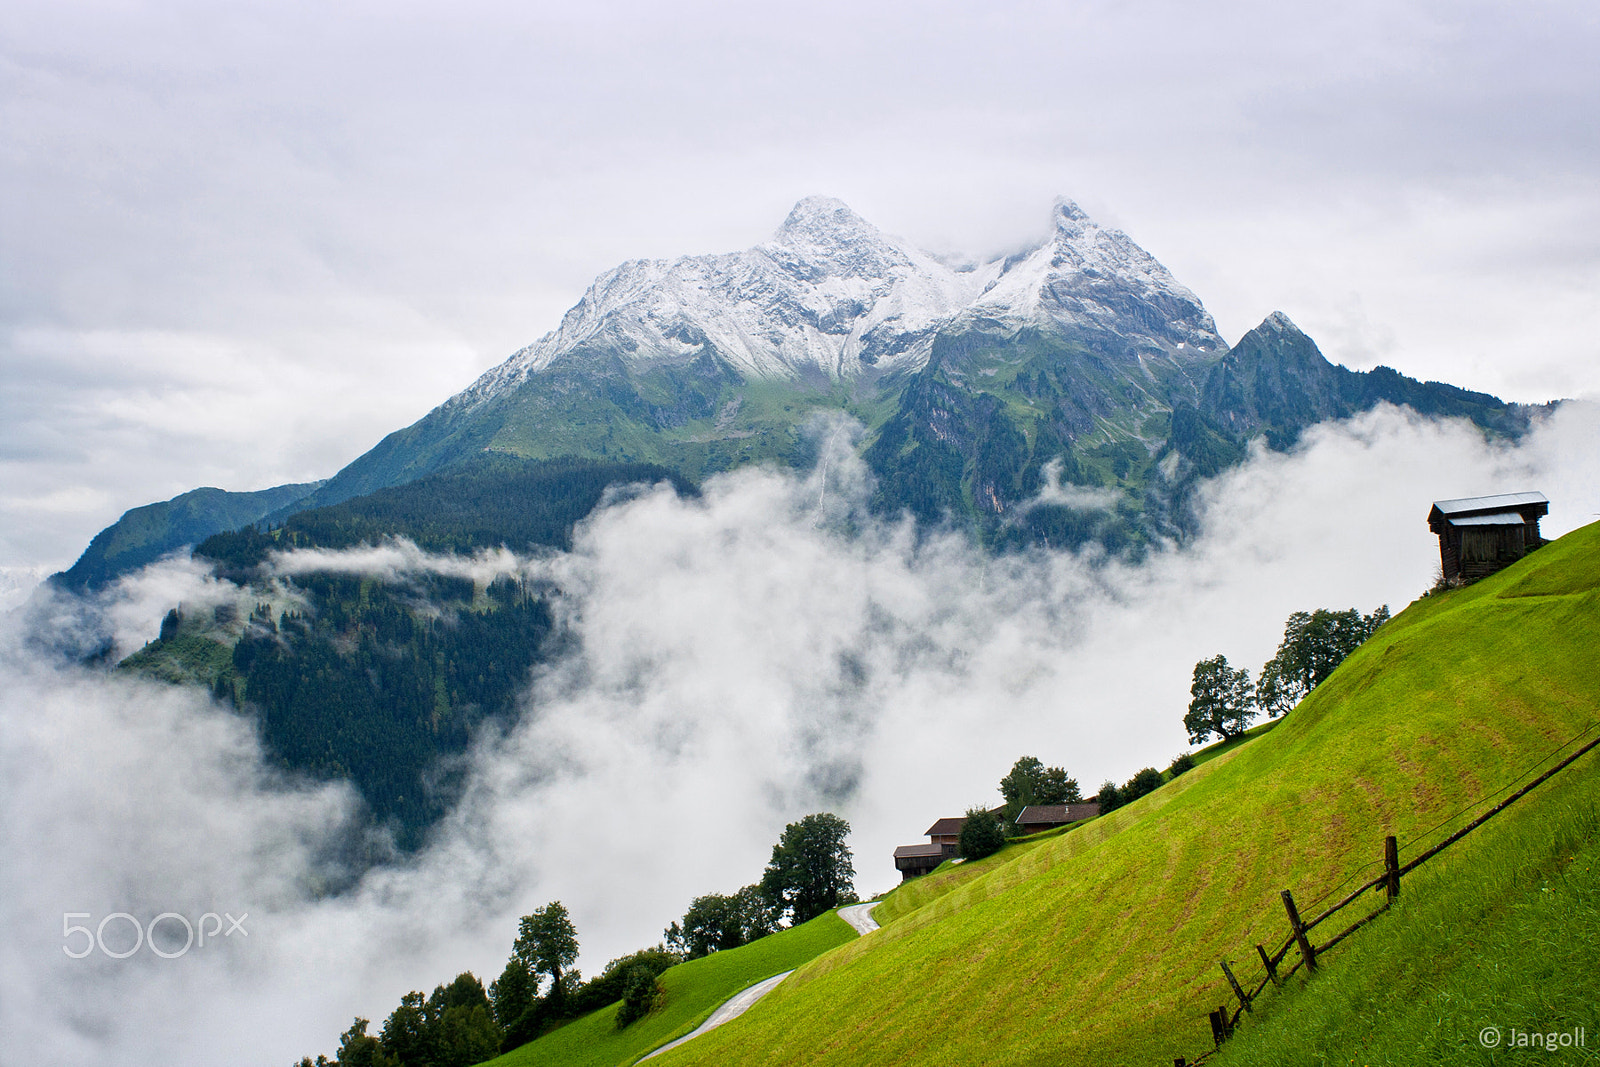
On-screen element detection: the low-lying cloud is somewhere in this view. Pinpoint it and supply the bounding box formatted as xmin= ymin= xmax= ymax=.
xmin=2 ymin=401 xmax=1596 ymax=1065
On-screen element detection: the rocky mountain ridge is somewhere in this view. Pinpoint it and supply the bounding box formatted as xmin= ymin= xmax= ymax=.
xmin=56 ymin=197 xmax=1539 ymax=586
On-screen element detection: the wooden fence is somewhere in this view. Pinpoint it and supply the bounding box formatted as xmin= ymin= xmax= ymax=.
xmin=1171 ymin=720 xmax=1600 ymax=1067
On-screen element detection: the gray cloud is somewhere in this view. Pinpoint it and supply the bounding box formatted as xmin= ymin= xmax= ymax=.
xmin=2 ymin=401 xmax=1596 ymax=1065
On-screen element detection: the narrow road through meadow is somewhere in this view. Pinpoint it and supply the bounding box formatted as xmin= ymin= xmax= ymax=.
xmin=637 ymin=902 xmax=880 ymax=1061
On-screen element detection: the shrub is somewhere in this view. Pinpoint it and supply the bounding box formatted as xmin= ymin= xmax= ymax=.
xmin=1122 ymin=768 xmax=1165 ymax=803
xmin=1167 ymin=752 xmax=1195 ymax=777
xmin=615 ymin=964 xmax=661 ymax=1029
xmin=957 ymin=805 xmax=1009 ymax=861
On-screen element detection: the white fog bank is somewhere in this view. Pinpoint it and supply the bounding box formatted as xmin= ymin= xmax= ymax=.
xmin=2 ymin=401 xmax=1596 ymax=1065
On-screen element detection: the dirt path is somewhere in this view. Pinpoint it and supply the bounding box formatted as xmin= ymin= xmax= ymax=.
xmin=637 ymin=902 xmax=880 ymax=1061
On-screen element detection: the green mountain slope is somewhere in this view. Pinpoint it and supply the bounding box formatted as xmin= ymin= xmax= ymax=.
xmin=52 ymin=479 xmax=322 ymax=589
xmin=122 ymin=456 xmax=694 ymax=847
xmin=487 ymin=909 xmax=858 ymax=1067
xmin=650 ymin=521 xmax=1600 ymax=1066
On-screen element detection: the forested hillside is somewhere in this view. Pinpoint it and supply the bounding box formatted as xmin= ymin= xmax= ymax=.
xmin=121 ymin=456 xmax=694 ymax=848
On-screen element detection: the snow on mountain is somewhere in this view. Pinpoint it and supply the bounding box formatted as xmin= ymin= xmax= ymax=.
xmin=458 ymin=196 xmax=1219 ymax=407
xmin=957 ymin=199 xmax=1222 ymax=354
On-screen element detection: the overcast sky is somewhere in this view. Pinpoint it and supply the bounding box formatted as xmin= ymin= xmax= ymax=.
xmin=4 ymin=0 xmax=1598 ymax=571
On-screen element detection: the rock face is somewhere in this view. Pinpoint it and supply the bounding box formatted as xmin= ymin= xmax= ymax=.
xmin=1200 ymin=312 xmax=1532 ymax=450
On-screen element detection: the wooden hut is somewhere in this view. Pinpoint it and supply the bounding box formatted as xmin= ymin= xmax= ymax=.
xmin=892 ymin=814 xmax=980 ymax=882
xmin=892 ymin=843 xmax=946 ymax=881
xmin=1427 ymin=491 xmax=1548 ymax=583
xmin=923 ymin=817 xmax=967 ymax=852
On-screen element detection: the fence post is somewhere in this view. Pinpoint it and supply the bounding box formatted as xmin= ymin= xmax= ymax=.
xmin=1220 ymin=959 xmax=1253 ymax=1013
xmin=1256 ymin=942 xmax=1279 ymax=986
xmin=1209 ymin=1008 xmax=1228 ymax=1047
xmin=1281 ymin=889 xmax=1318 ymax=971
xmin=1384 ymin=835 xmax=1401 ymax=901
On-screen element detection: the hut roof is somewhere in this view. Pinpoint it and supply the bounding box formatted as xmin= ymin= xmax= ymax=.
xmin=893 ymin=843 xmax=946 ymax=859
xmin=1428 ymin=491 xmax=1547 ymax=532
xmin=923 ymin=817 xmax=966 ymax=837
xmin=1448 ymin=510 xmax=1528 ymax=527
xmin=1429 ymin=491 xmax=1547 ymax=517
xmin=1015 ymin=803 xmax=1101 ymax=826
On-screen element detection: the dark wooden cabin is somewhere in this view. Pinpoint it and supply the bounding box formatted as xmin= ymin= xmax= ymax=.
xmin=923 ymin=817 xmax=967 ymax=851
xmin=893 ymin=812 xmax=1000 ymax=882
xmin=1427 ymin=491 xmax=1548 ymax=583
xmin=892 ymin=843 xmax=946 ymax=881
xmin=1014 ymin=802 xmax=1101 ymax=835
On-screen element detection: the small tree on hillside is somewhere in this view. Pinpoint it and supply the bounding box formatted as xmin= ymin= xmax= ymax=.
xmin=1094 ymin=780 xmax=1123 ymax=814
xmin=760 ymin=813 xmax=856 ymax=925
xmin=999 ymin=756 xmax=1045 ymax=819
xmin=1184 ymin=654 xmax=1256 ymax=744
xmin=735 ymin=882 xmax=781 ymax=942
xmin=1037 ymin=765 xmax=1082 ymax=805
xmin=1000 ymin=756 xmax=1080 ymax=816
xmin=1257 ymin=606 xmax=1390 ymax=715
xmin=513 ymin=902 xmax=579 ymax=1003
xmin=957 ymin=805 xmax=1008 ymax=861
xmin=1122 ymin=767 xmax=1165 ymax=804
xmin=614 ymin=963 xmax=661 ymax=1029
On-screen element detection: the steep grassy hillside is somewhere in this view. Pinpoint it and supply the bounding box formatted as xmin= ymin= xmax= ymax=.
xmin=654 ymin=521 xmax=1600 ymax=1066
xmin=487 ymin=909 xmax=857 ymax=1067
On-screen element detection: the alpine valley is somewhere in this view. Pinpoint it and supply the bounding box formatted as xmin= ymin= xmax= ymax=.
xmin=52 ymin=197 xmax=1547 ymax=845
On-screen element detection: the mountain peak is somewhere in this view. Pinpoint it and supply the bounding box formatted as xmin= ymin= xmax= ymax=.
xmin=1260 ymin=310 xmax=1304 ymax=335
xmin=1052 ymin=197 xmax=1093 ymax=228
xmin=773 ymin=196 xmax=879 ymax=245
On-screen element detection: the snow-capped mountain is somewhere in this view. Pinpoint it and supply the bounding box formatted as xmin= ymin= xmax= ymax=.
xmin=957 ymin=199 xmax=1222 ymax=354
xmin=463 ymin=196 xmax=982 ymax=402
xmin=58 ymin=195 xmax=1536 ymax=587
xmin=459 ymin=196 xmax=1222 ymax=408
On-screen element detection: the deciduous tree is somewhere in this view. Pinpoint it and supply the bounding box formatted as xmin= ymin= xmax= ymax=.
xmin=957 ymin=805 xmax=1008 ymax=861
xmin=1184 ymin=654 xmax=1256 ymax=744
xmin=514 ymin=902 xmax=579 ymax=1001
xmin=759 ymin=813 xmax=856 ymax=925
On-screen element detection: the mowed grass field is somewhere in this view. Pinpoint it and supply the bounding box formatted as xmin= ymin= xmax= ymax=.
xmin=651 ymin=521 xmax=1600 ymax=1067
xmin=484 ymin=909 xmax=857 ymax=1067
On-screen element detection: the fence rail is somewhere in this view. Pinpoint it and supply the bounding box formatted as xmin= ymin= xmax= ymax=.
xmin=1169 ymin=720 xmax=1600 ymax=1067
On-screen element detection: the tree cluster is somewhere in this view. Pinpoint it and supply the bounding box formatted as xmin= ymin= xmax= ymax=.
xmin=664 ymin=885 xmax=779 ymax=960
xmin=1184 ymin=605 xmax=1389 ymax=745
xmin=664 ymin=813 xmax=856 ymax=962
xmin=296 ymin=973 xmax=500 ymax=1067
xmin=1094 ymin=765 xmax=1167 ymax=814
xmin=296 ymin=901 xmax=678 ymax=1066
xmin=954 ymin=756 xmax=1085 ymax=861
xmin=957 ymin=805 xmax=1008 ymax=861
xmin=998 ymin=755 xmax=1081 ymax=820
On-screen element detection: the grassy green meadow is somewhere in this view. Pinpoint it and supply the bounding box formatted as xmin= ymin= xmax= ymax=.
xmin=484 ymin=909 xmax=857 ymax=1067
xmin=645 ymin=520 xmax=1600 ymax=1066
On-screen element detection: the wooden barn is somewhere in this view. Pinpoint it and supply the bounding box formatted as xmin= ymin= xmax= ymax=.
xmin=892 ymin=843 xmax=946 ymax=881
xmin=1427 ymin=491 xmax=1548 ymax=584
xmin=923 ymin=817 xmax=967 ymax=851
xmin=892 ymin=812 xmax=1003 ymax=882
